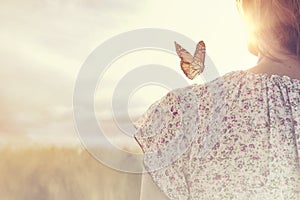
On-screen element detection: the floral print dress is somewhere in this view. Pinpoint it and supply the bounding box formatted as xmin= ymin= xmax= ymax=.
xmin=134 ymin=70 xmax=300 ymax=200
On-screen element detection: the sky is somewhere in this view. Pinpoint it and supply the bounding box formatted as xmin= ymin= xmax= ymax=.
xmin=0 ymin=0 xmax=257 ymax=146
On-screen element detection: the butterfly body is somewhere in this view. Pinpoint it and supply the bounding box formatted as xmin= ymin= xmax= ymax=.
xmin=174 ymin=40 xmax=206 ymax=80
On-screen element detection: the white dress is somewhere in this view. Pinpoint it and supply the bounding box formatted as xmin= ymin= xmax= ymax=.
xmin=134 ymin=70 xmax=300 ymax=199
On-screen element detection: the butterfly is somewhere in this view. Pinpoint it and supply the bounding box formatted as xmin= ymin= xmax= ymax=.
xmin=174 ymin=40 xmax=206 ymax=80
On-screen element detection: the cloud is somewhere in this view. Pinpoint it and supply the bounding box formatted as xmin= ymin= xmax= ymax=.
xmin=0 ymin=0 xmax=144 ymax=142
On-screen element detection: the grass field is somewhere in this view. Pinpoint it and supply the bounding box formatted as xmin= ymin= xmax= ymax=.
xmin=0 ymin=145 xmax=142 ymax=200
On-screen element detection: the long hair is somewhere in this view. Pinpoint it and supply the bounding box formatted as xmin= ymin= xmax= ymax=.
xmin=236 ymin=0 xmax=300 ymax=60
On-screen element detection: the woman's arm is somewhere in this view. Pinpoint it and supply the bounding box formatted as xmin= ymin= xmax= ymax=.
xmin=140 ymin=171 xmax=170 ymax=200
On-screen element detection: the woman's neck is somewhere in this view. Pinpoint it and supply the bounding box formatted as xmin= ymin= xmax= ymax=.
xmin=246 ymin=53 xmax=300 ymax=80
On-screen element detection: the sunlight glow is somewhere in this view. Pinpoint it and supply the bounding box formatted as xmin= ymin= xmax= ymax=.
xmin=1 ymin=0 xmax=257 ymax=143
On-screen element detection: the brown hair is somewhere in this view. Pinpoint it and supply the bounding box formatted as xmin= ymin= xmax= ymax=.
xmin=236 ymin=0 xmax=300 ymax=60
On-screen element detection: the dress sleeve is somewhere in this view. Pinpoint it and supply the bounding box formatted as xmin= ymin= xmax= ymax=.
xmin=134 ymin=88 xmax=199 ymax=200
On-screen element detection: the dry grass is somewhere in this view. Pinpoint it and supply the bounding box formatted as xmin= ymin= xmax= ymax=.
xmin=0 ymin=145 xmax=142 ymax=200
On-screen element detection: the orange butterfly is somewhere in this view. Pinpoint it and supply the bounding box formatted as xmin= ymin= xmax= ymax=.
xmin=174 ymin=40 xmax=206 ymax=80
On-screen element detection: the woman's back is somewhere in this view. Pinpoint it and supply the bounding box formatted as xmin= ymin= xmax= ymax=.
xmin=135 ymin=70 xmax=300 ymax=199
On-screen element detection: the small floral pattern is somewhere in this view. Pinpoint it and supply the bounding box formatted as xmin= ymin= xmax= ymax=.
xmin=134 ymin=70 xmax=300 ymax=200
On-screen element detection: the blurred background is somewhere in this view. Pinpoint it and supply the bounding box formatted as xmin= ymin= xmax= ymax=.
xmin=0 ymin=0 xmax=256 ymax=199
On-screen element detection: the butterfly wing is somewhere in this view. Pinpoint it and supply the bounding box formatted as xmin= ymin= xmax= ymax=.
xmin=191 ymin=41 xmax=206 ymax=74
xmin=174 ymin=41 xmax=206 ymax=80
xmin=174 ymin=42 xmax=194 ymax=79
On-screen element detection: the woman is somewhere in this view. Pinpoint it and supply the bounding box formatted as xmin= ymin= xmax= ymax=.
xmin=134 ymin=0 xmax=300 ymax=199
